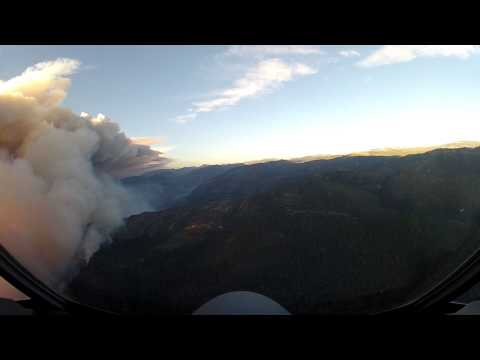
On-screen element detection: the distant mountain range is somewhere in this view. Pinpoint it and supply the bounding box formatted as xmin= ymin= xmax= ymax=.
xmin=123 ymin=141 xmax=480 ymax=211
xmin=286 ymin=141 xmax=480 ymax=162
xmin=69 ymin=143 xmax=480 ymax=314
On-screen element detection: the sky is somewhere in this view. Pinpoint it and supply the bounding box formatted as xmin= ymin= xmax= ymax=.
xmin=1 ymin=45 xmax=479 ymax=167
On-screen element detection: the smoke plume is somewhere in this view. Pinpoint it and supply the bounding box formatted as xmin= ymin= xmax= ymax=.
xmin=0 ymin=58 xmax=169 ymax=295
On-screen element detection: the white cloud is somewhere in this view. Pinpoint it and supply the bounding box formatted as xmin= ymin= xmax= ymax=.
xmin=339 ymin=49 xmax=361 ymax=58
xmin=174 ymin=58 xmax=317 ymax=124
xmin=226 ymin=45 xmax=322 ymax=57
xmin=175 ymin=113 xmax=197 ymax=124
xmin=293 ymin=63 xmax=318 ymax=75
xmin=358 ymin=45 xmax=480 ymax=67
xmin=192 ymin=58 xmax=317 ymax=114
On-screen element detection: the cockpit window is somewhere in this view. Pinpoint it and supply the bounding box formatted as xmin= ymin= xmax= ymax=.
xmin=2 ymin=45 xmax=480 ymax=315
xmin=0 ymin=276 xmax=28 ymax=301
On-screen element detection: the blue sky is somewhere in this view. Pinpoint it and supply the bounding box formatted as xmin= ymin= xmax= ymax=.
xmin=1 ymin=45 xmax=479 ymax=167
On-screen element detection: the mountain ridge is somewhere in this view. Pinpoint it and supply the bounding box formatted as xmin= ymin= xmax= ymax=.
xmin=69 ymin=145 xmax=480 ymax=315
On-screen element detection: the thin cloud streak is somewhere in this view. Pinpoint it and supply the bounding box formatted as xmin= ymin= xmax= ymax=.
xmin=339 ymin=50 xmax=360 ymax=58
xmin=358 ymin=45 xmax=480 ymax=67
xmin=226 ymin=45 xmax=322 ymax=57
xmin=174 ymin=113 xmax=197 ymax=124
xmin=182 ymin=58 xmax=317 ymax=118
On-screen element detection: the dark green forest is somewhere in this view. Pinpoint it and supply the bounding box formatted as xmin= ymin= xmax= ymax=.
xmin=69 ymin=147 xmax=480 ymax=314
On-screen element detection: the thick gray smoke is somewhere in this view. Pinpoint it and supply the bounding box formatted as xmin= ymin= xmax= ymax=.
xmin=0 ymin=58 xmax=169 ymax=296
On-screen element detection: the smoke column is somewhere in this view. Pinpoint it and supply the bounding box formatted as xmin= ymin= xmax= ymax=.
xmin=0 ymin=58 xmax=169 ymax=296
